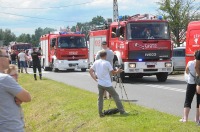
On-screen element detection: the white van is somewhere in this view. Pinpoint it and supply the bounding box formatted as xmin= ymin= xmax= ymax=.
xmin=172 ymin=47 xmax=186 ymax=71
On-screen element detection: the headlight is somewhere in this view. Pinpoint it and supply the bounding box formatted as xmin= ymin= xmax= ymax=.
xmin=165 ymin=62 xmax=172 ymax=67
xmin=83 ymin=60 xmax=88 ymax=63
xmin=129 ymin=63 xmax=136 ymax=68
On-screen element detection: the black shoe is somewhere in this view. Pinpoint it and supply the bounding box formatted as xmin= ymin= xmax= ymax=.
xmin=34 ymin=78 xmax=37 ymax=81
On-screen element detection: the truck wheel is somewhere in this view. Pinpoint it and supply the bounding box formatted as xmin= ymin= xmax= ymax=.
xmin=156 ymin=72 xmax=168 ymax=82
xmin=81 ymin=68 xmax=87 ymax=72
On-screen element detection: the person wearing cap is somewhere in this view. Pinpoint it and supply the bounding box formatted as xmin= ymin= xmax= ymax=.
xmin=95 ymin=41 xmax=114 ymax=99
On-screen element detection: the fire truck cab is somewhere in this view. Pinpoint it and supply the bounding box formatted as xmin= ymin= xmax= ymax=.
xmin=89 ymin=14 xmax=173 ymax=82
xmin=40 ymin=31 xmax=88 ymax=72
xmin=186 ymin=21 xmax=200 ymax=65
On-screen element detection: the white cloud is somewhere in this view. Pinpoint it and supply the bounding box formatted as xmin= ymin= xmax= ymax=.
xmin=0 ymin=0 xmax=161 ymax=35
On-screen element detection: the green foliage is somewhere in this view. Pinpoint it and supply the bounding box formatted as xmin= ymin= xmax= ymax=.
xmin=0 ymin=29 xmax=16 ymax=46
xmin=157 ymin=0 xmax=200 ymax=47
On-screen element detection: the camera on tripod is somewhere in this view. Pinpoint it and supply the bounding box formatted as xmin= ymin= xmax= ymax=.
xmin=113 ymin=64 xmax=123 ymax=82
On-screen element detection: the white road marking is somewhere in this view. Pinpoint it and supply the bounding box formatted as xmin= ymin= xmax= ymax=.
xmin=142 ymin=83 xmax=186 ymax=93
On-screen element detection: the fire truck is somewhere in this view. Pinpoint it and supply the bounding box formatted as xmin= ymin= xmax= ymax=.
xmin=89 ymin=14 xmax=173 ymax=82
xmin=9 ymin=42 xmax=32 ymax=54
xmin=185 ymin=21 xmax=200 ymax=64
xmin=40 ymin=31 xmax=88 ymax=72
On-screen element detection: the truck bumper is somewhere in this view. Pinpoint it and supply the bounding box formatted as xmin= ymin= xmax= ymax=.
xmin=123 ymin=61 xmax=173 ymax=73
xmin=54 ymin=59 xmax=88 ymax=70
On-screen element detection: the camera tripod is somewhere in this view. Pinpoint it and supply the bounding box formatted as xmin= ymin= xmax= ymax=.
xmin=107 ymin=74 xmax=132 ymax=110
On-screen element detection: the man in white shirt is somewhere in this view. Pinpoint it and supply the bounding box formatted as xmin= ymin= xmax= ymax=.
xmin=18 ymin=50 xmax=28 ymax=73
xmin=89 ymin=50 xmax=127 ymax=117
xmin=95 ymin=41 xmax=114 ymax=99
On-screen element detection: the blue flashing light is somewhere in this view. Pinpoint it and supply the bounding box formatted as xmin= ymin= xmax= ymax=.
xmin=59 ymin=32 xmax=68 ymax=34
xmin=75 ymin=31 xmax=82 ymax=34
xmin=118 ymin=16 xmax=123 ymax=21
xmin=157 ymin=15 xmax=163 ymax=20
xmin=138 ymin=59 xmax=143 ymax=62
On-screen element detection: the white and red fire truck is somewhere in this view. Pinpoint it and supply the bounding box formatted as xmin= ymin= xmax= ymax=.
xmin=89 ymin=14 xmax=173 ymax=82
xmin=186 ymin=21 xmax=200 ymax=64
xmin=40 ymin=31 xmax=88 ymax=72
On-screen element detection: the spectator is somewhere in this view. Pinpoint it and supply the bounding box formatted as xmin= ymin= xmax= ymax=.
xmin=180 ymin=51 xmax=200 ymax=122
xmin=31 ymin=48 xmax=42 ymax=80
xmin=89 ymin=50 xmax=128 ymax=117
xmin=10 ymin=50 xmax=17 ymax=65
xmin=0 ymin=48 xmax=31 ymax=131
xmin=95 ymin=41 xmax=114 ymax=99
xmin=195 ymin=50 xmax=200 ymax=125
xmin=18 ymin=50 xmax=28 ymax=73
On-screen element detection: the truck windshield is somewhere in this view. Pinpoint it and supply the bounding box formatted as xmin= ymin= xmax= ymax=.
xmin=127 ymin=22 xmax=170 ymax=40
xmin=58 ymin=36 xmax=87 ymax=48
xmin=12 ymin=44 xmax=32 ymax=51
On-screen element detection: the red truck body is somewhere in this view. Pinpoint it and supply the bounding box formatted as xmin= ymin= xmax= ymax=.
xmin=40 ymin=32 xmax=88 ymax=72
xmin=185 ymin=21 xmax=200 ymax=65
xmin=89 ymin=15 xmax=173 ymax=82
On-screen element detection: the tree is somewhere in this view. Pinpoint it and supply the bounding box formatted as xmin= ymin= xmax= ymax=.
xmin=90 ymin=16 xmax=105 ymax=25
xmin=157 ymin=0 xmax=200 ymax=47
xmin=2 ymin=29 xmax=16 ymax=46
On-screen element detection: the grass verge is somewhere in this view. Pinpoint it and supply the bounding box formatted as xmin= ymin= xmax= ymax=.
xmin=19 ymin=74 xmax=200 ymax=132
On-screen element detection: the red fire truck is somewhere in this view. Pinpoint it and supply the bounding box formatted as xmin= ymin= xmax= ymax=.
xmin=185 ymin=21 xmax=200 ymax=64
xmin=9 ymin=42 xmax=32 ymax=54
xmin=40 ymin=31 xmax=88 ymax=72
xmin=89 ymin=14 xmax=173 ymax=82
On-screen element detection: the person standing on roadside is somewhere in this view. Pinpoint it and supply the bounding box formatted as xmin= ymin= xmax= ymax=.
xmin=95 ymin=41 xmax=114 ymax=99
xmin=31 ymin=48 xmax=42 ymax=80
xmin=194 ymin=50 xmax=200 ymax=125
xmin=89 ymin=50 xmax=127 ymax=117
xmin=10 ymin=50 xmax=17 ymax=65
xmin=0 ymin=48 xmax=31 ymax=132
xmin=180 ymin=51 xmax=200 ymax=122
xmin=18 ymin=50 xmax=28 ymax=73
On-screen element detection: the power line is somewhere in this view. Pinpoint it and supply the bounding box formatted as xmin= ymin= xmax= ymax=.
xmin=0 ymin=1 xmax=93 ymax=10
xmin=0 ymin=12 xmax=77 ymax=23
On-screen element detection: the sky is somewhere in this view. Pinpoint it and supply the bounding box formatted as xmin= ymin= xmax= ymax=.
xmin=0 ymin=0 xmax=198 ymax=36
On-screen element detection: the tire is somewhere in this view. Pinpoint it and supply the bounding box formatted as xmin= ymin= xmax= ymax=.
xmin=81 ymin=68 xmax=87 ymax=72
xmin=156 ymin=72 xmax=168 ymax=82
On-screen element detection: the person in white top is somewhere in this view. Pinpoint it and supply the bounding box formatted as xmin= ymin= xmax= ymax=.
xmin=89 ymin=50 xmax=127 ymax=117
xmin=95 ymin=41 xmax=114 ymax=99
xmin=18 ymin=50 xmax=28 ymax=73
xmin=180 ymin=51 xmax=200 ymax=122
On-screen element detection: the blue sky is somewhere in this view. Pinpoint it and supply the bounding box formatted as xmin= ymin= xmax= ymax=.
xmin=0 ymin=0 xmax=173 ymax=36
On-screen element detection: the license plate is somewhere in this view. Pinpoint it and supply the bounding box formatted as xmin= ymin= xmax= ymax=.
xmin=69 ymin=63 xmax=77 ymax=67
xmin=145 ymin=62 xmax=157 ymax=65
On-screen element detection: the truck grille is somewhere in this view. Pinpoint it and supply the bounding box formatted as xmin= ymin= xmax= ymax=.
xmin=128 ymin=50 xmax=171 ymax=60
xmin=61 ymin=55 xmax=86 ymax=60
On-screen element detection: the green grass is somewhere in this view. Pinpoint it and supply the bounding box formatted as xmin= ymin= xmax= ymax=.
xmin=19 ymin=74 xmax=200 ymax=132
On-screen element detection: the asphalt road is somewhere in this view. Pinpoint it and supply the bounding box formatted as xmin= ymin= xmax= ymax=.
xmin=27 ymin=68 xmax=198 ymax=121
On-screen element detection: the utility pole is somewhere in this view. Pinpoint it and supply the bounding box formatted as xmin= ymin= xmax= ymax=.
xmin=113 ymin=0 xmax=119 ymax=22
